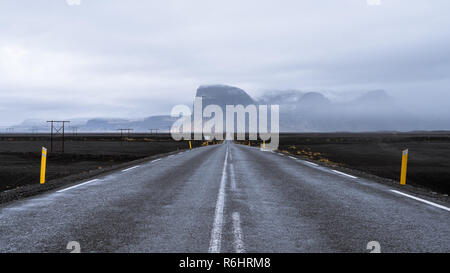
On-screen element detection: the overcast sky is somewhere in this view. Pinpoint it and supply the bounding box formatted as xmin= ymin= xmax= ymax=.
xmin=1 ymin=0 xmax=450 ymax=126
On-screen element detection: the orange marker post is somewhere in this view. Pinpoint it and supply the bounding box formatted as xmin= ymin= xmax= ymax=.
xmin=40 ymin=147 xmax=47 ymax=184
xmin=400 ymin=149 xmax=408 ymax=185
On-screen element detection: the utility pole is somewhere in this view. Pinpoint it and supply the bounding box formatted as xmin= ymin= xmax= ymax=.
xmin=47 ymin=121 xmax=70 ymax=153
xmin=117 ymin=129 xmax=133 ymax=145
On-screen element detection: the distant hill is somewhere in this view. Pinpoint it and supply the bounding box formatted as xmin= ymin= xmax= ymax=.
xmin=80 ymin=115 xmax=177 ymax=132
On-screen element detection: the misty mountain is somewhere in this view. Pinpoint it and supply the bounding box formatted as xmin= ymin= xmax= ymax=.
xmin=8 ymin=85 xmax=450 ymax=133
xmin=256 ymin=89 xmax=442 ymax=132
xmin=196 ymin=85 xmax=255 ymax=110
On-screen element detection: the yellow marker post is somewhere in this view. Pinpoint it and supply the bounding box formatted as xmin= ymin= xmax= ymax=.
xmin=189 ymin=140 xmax=192 ymax=149
xmin=40 ymin=147 xmax=47 ymax=184
xmin=263 ymin=140 xmax=266 ymax=149
xmin=206 ymin=141 xmax=208 ymax=146
xmin=248 ymin=141 xmax=250 ymax=147
xmin=400 ymin=149 xmax=408 ymax=185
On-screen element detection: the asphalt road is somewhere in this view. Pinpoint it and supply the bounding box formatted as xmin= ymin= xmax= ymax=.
xmin=0 ymin=141 xmax=449 ymax=253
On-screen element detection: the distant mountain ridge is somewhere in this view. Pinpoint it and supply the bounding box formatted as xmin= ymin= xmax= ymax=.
xmin=8 ymin=85 xmax=450 ymax=133
xmin=81 ymin=115 xmax=178 ymax=132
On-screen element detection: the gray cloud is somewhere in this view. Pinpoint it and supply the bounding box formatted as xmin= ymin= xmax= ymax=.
xmin=1 ymin=0 xmax=450 ymax=127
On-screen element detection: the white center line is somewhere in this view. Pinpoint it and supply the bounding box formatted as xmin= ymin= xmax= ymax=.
xmin=230 ymin=162 xmax=237 ymax=191
xmin=332 ymin=170 xmax=357 ymax=179
xmin=232 ymin=212 xmax=245 ymax=253
xmin=390 ymin=190 xmax=450 ymax=212
xmin=209 ymin=146 xmax=229 ymax=253
xmin=57 ymin=179 xmax=99 ymax=193
xmin=121 ymin=165 xmax=141 ymax=172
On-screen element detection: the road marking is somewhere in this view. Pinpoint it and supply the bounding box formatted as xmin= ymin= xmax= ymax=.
xmin=232 ymin=212 xmax=245 ymax=253
xmin=390 ymin=190 xmax=450 ymax=212
xmin=151 ymin=159 xmax=161 ymax=163
xmin=303 ymin=161 xmax=319 ymax=167
xmin=288 ymin=156 xmax=297 ymax=160
xmin=332 ymin=170 xmax=357 ymax=179
xmin=230 ymin=162 xmax=237 ymax=191
xmin=121 ymin=165 xmax=141 ymax=172
xmin=57 ymin=179 xmax=99 ymax=193
xmin=209 ymin=146 xmax=229 ymax=253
